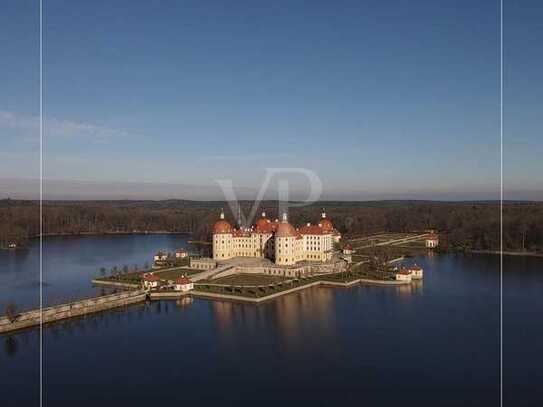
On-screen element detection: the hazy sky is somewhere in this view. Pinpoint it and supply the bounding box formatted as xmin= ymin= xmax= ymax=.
xmin=1 ymin=0 xmax=542 ymax=200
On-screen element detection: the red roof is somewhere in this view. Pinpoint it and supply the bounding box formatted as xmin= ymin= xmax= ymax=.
xmin=427 ymin=233 xmax=439 ymax=240
xmin=276 ymin=221 xmax=297 ymax=237
xmin=409 ymin=265 xmax=422 ymax=271
xmin=398 ymin=268 xmax=411 ymax=275
xmin=213 ymin=219 xmax=233 ymax=234
xmin=176 ymin=276 xmax=192 ymax=285
xmin=344 ymin=243 xmax=353 ymax=250
xmin=299 ymin=224 xmax=324 ymax=235
xmin=143 ymin=274 xmax=160 ymax=282
xmin=255 ymin=217 xmax=274 ymax=233
xmin=318 ymin=218 xmax=333 ymax=232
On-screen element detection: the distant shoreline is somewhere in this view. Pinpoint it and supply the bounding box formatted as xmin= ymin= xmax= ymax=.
xmin=467 ymin=249 xmax=543 ymax=258
xmin=1 ymin=231 xmax=191 ymax=249
xmin=37 ymin=231 xmax=191 ymax=237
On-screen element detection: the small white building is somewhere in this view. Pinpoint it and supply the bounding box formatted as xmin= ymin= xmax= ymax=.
xmin=154 ymin=251 xmax=168 ymax=262
xmin=175 ymin=249 xmax=188 ymax=258
xmin=174 ymin=276 xmax=194 ymax=292
xmin=142 ymin=273 xmax=161 ymax=289
xmin=425 ymin=233 xmax=439 ymax=248
xmin=190 ymin=257 xmax=217 ymax=270
xmin=408 ymin=264 xmax=424 ymax=279
xmin=343 ymin=243 xmax=354 ymax=255
xmin=342 ymin=243 xmax=354 ymax=263
xmin=395 ymin=268 xmax=412 ymax=282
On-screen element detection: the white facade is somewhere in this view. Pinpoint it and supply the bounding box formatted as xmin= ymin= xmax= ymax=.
xmin=190 ymin=258 xmax=217 ymax=270
xmin=175 ymin=249 xmax=188 ymax=258
xmin=425 ymin=234 xmax=439 ymax=248
xmin=395 ymin=271 xmax=412 ymax=282
xmin=154 ymin=252 xmax=168 ymax=262
xmin=142 ymin=274 xmax=160 ymax=288
xmin=408 ymin=265 xmax=424 ymax=279
xmin=175 ymin=280 xmax=194 ymax=292
xmin=212 ymin=210 xmax=340 ymax=266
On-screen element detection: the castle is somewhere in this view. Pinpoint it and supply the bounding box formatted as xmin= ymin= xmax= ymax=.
xmin=212 ymin=209 xmax=341 ymax=265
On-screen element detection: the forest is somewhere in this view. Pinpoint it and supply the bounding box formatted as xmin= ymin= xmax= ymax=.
xmin=1 ymin=199 xmax=542 ymax=253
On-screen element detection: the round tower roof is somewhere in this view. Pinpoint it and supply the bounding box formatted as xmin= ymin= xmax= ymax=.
xmin=213 ymin=220 xmax=233 ymax=234
xmin=276 ymin=222 xmax=297 ymax=237
xmin=318 ymin=218 xmax=333 ymax=232
xmin=276 ymin=212 xmax=296 ymax=237
xmin=255 ymin=212 xmax=272 ymax=232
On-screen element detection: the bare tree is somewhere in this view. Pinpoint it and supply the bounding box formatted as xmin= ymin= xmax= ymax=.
xmin=5 ymin=303 xmax=19 ymax=323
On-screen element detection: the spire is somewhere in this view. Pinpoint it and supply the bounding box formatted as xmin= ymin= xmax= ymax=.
xmin=321 ymin=208 xmax=326 ymax=219
xmin=219 ymin=208 xmax=225 ymax=220
xmin=281 ymin=212 xmax=288 ymax=223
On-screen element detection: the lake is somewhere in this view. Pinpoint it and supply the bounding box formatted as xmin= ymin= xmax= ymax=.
xmin=1 ymin=235 xmax=542 ymax=406
xmin=0 ymin=234 xmax=191 ymax=310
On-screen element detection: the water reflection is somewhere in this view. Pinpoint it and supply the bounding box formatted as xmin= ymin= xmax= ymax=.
xmin=4 ymin=336 xmax=18 ymax=357
xmin=176 ymin=297 xmax=193 ymax=308
xmin=210 ymin=287 xmax=337 ymax=355
xmin=392 ymin=280 xmax=423 ymax=299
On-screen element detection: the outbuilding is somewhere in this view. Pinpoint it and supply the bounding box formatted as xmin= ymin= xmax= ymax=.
xmin=175 ymin=249 xmax=188 ymax=258
xmin=142 ymin=273 xmax=161 ymax=289
xmin=175 ymin=276 xmax=194 ymax=292
xmin=343 ymin=243 xmax=354 ymax=255
xmin=425 ymin=234 xmax=439 ymax=248
xmin=153 ymin=251 xmax=168 ymax=262
xmin=395 ymin=268 xmax=412 ymax=282
xmin=408 ymin=264 xmax=424 ymax=279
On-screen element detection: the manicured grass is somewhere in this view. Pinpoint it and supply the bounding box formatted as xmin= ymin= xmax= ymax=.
xmin=154 ymin=267 xmax=201 ymax=280
xmin=206 ymin=273 xmax=288 ymax=286
xmin=194 ymin=269 xmax=395 ymax=298
xmin=154 ymin=257 xmax=190 ymax=268
xmin=94 ymin=271 xmax=144 ymax=284
xmin=196 ymin=277 xmax=312 ymax=298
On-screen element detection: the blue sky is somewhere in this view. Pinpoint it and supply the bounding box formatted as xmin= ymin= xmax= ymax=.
xmin=1 ymin=0 xmax=541 ymax=200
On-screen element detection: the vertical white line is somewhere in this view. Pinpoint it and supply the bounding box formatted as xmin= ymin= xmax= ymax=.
xmin=39 ymin=0 xmax=43 ymax=406
xmin=500 ymin=0 xmax=504 ymax=406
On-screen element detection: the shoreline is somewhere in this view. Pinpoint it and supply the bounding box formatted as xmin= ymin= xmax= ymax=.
xmin=1 ymin=231 xmax=192 ymax=250
xmin=38 ymin=231 xmax=191 ymax=237
xmin=2 ymin=274 xmax=410 ymax=333
xmin=467 ymin=249 xmax=543 ymax=258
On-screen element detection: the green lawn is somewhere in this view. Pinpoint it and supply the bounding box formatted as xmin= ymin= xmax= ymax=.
xmin=154 ymin=267 xmax=202 ymax=280
xmin=205 ymin=273 xmax=288 ymax=286
xmin=95 ymin=271 xmax=144 ymax=284
xmin=194 ymin=269 xmax=395 ymax=298
xmin=95 ymin=264 xmax=201 ymax=284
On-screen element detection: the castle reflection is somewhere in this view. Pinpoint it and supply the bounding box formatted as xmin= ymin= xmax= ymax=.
xmin=176 ymin=296 xmax=193 ymax=308
xmin=392 ymin=280 xmax=424 ymax=299
xmin=210 ymin=287 xmax=338 ymax=356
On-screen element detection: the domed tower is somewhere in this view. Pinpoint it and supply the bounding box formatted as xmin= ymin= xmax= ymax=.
xmin=255 ymin=211 xmax=272 ymax=233
xmin=318 ymin=209 xmax=333 ymax=232
xmin=319 ymin=208 xmax=340 ymax=245
xmin=212 ymin=209 xmax=233 ymax=260
xmin=275 ymin=212 xmax=298 ymax=265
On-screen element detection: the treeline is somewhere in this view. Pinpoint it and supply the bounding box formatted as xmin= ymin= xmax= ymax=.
xmin=1 ymin=199 xmax=542 ymax=253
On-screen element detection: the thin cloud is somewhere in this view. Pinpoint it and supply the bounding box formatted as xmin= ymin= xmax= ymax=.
xmin=0 ymin=110 xmax=141 ymax=143
xmin=201 ymin=152 xmax=296 ymax=161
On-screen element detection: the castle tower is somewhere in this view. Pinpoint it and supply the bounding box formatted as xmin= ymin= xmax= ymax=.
xmin=212 ymin=208 xmax=233 ymax=260
xmin=275 ymin=212 xmax=298 ymax=265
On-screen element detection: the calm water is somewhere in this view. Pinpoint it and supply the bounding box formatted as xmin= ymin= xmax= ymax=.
xmin=0 ymin=234 xmax=191 ymax=310
xmin=1 ymin=236 xmax=542 ymax=406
